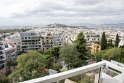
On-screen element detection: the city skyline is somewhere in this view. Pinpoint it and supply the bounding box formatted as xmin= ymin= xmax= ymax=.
xmin=0 ymin=0 xmax=124 ymax=25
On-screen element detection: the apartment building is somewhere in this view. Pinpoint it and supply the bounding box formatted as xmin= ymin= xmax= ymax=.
xmin=8 ymin=28 xmax=75 ymax=52
xmin=0 ymin=36 xmax=5 ymax=69
xmin=42 ymin=33 xmax=53 ymax=50
xmin=90 ymin=43 xmax=101 ymax=54
xmin=20 ymin=32 xmax=43 ymax=51
xmin=0 ymin=35 xmax=17 ymax=75
xmin=119 ymin=35 xmax=124 ymax=47
xmin=7 ymin=32 xmax=22 ymax=53
xmin=84 ymin=31 xmax=101 ymax=45
xmin=53 ymin=33 xmax=68 ymax=47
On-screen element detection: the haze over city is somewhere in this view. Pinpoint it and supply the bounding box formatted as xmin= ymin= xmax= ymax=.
xmin=0 ymin=0 xmax=124 ymax=26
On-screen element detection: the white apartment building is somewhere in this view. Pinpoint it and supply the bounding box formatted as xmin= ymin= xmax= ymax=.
xmin=0 ymin=35 xmax=17 ymax=74
xmin=53 ymin=32 xmax=74 ymax=46
xmin=84 ymin=31 xmax=101 ymax=45
xmin=8 ymin=28 xmax=76 ymax=52
xmin=20 ymin=32 xmax=43 ymax=51
xmin=7 ymin=32 xmax=22 ymax=53
xmin=119 ymin=34 xmax=124 ymax=47
xmin=52 ymin=33 xmax=64 ymax=47
xmin=0 ymin=36 xmax=6 ymax=69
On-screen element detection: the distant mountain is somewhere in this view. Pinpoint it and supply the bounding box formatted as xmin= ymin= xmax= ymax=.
xmin=47 ymin=23 xmax=68 ymax=28
xmin=46 ymin=23 xmax=88 ymax=28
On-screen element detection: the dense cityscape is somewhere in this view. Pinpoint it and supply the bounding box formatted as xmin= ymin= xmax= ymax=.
xmin=0 ymin=0 xmax=124 ymax=83
xmin=0 ymin=23 xmax=124 ymax=83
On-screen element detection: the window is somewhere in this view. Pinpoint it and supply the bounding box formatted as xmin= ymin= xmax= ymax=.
xmin=0 ymin=51 xmax=3 ymax=54
xmin=25 ymin=37 xmax=27 ymax=39
xmin=0 ymin=47 xmax=3 ymax=50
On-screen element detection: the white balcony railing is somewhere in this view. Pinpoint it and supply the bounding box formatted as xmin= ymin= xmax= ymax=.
xmin=21 ymin=60 xmax=124 ymax=83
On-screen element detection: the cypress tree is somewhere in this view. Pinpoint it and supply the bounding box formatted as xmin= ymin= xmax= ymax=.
xmin=100 ymin=32 xmax=107 ymax=50
xmin=74 ymin=32 xmax=87 ymax=60
xmin=115 ymin=34 xmax=120 ymax=47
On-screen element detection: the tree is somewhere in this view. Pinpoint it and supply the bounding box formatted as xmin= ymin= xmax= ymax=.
xmin=93 ymin=50 xmax=106 ymax=62
xmin=115 ymin=34 xmax=120 ymax=47
xmin=60 ymin=45 xmax=82 ymax=70
xmin=51 ymin=63 xmax=62 ymax=72
xmin=103 ymin=48 xmax=121 ymax=60
xmin=6 ymin=59 xmax=17 ymax=76
xmin=74 ymin=32 xmax=88 ymax=60
xmin=107 ymin=39 xmax=114 ymax=48
xmin=45 ymin=46 xmax=62 ymax=71
xmin=9 ymin=51 xmax=49 ymax=82
xmin=45 ymin=46 xmax=60 ymax=62
xmin=94 ymin=48 xmax=124 ymax=63
xmin=100 ymin=32 xmax=107 ymax=50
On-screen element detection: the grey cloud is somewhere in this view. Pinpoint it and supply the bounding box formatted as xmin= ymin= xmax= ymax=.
xmin=73 ymin=0 xmax=102 ymax=5
xmin=1 ymin=0 xmax=124 ymax=25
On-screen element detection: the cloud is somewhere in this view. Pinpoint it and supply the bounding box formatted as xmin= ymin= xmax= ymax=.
xmin=0 ymin=0 xmax=124 ymax=25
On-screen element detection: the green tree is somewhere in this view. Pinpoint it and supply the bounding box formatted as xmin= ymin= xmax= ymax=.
xmin=94 ymin=48 xmax=124 ymax=63
xmin=51 ymin=63 xmax=62 ymax=72
xmin=9 ymin=51 xmax=48 ymax=82
xmin=103 ymin=48 xmax=121 ymax=60
xmin=45 ymin=47 xmax=62 ymax=71
xmin=60 ymin=45 xmax=82 ymax=70
xmin=100 ymin=32 xmax=107 ymax=50
xmin=5 ymin=60 xmax=17 ymax=76
xmin=107 ymin=39 xmax=114 ymax=48
xmin=74 ymin=32 xmax=88 ymax=60
xmin=45 ymin=46 xmax=60 ymax=62
xmin=93 ymin=50 xmax=106 ymax=62
xmin=115 ymin=34 xmax=120 ymax=47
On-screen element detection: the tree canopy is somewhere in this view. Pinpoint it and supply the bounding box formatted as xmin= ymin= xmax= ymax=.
xmin=60 ymin=44 xmax=82 ymax=70
xmin=9 ymin=51 xmax=49 ymax=82
xmin=74 ymin=32 xmax=88 ymax=60
xmin=45 ymin=46 xmax=62 ymax=71
xmin=115 ymin=34 xmax=120 ymax=47
xmin=100 ymin=32 xmax=107 ymax=50
xmin=45 ymin=46 xmax=60 ymax=62
xmin=94 ymin=48 xmax=124 ymax=63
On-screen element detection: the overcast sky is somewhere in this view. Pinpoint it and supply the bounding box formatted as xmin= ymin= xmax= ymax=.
xmin=0 ymin=0 xmax=124 ymax=25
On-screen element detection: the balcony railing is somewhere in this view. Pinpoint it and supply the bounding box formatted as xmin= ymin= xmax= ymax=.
xmin=21 ymin=60 xmax=124 ymax=83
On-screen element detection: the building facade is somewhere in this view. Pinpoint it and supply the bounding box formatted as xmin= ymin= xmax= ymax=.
xmin=84 ymin=31 xmax=100 ymax=46
xmin=90 ymin=43 xmax=101 ymax=54
xmin=8 ymin=30 xmax=75 ymax=52
xmin=0 ymin=36 xmax=5 ymax=69
xmin=0 ymin=35 xmax=17 ymax=75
